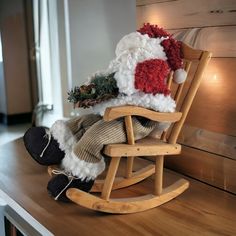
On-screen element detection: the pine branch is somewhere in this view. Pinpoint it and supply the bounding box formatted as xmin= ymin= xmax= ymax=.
xmin=67 ymin=73 xmax=119 ymax=108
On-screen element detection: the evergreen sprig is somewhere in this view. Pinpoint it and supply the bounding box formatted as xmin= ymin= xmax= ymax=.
xmin=67 ymin=73 xmax=119 ymax=108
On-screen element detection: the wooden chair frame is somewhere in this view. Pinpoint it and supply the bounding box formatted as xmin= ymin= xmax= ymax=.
xmin=48 ymin=43 xmax=212 ymax=214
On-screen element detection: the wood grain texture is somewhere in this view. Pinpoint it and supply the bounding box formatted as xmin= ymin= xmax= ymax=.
xmin=165 ymin=145 xmax=236 ymax=193
xmin=0 ymin=139 xmax=236 ymax=235
xmin=169 ymin=49 xmax=211 ymax=144
xmin=136 ymin=0 xmax=176 ymax=6
xmin=67 ymin=179 xmax=189 ymax=214
xmin=48 ymin=164 xmax=156 ymax=193
xmin=101 ymin=157 xmax=121 ymax=200
xmin=1 ymin=13 xmax=32 ymax=114
xmin=104 ymin=139 xmax=181 ymax=157
xmin=154 ymin=155 xmax=164 ymax=195
xmin=103 ymin=105 xmax=182 ymax=122
xmin=170 ymin=26 xmax=236 ymax=58
xmin=124 ymin=115 xmax=135 ymax=145
xmin=185 ymin=58 xmax=236 ymax=136
xmin=170 ymin=58 xmax=236 ymax=136
xmin=98 ymin=44 xmax=211 ymax=213
xmin=178 ymin=125 xmax=236 ymax=160
xmin=136 ymin=0 xmax=236 ymax=196
xmin=136 ymin=0 xmax=236 ymax=29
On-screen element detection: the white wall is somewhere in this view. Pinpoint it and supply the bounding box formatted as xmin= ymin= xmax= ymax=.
xmin=68 ymin=0 xmax=136 ymax=86
xmin=40 ymin=0 xmax=136 ymax=125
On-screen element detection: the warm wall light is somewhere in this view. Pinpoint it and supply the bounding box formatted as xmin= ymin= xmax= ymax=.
xmin=213 ymin=74 xmax=217 ymax=81
xmin=208 ymin=73 xmax=221 ymax=86
xmin=205 ymin=72 xmax=222 ymax=90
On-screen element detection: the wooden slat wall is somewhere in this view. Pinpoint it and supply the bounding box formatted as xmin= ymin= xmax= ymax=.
xmin=137 ymin=0 xmax=236 ymax=193
xmin=1 ymin=12 xmax=32 ymax=115
xmin=178 ymin=125 xmax=236 ymax=161
xmin=137 ymin=0 xmax=236 ymax=29
xmin=171 ymin=26 xmax=236 ymax=58
xmin=165 ymin=146 xmax=236 ymax=193
xmin=186 ymin=58 xmax=236 ymax=136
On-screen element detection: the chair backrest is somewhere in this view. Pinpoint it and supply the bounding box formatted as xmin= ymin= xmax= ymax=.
xmin=166 ymin=43 xmax=212 ymax=144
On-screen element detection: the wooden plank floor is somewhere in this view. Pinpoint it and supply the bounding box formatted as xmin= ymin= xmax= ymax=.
xmin=0 ymin=138 xmax=235 ymax=236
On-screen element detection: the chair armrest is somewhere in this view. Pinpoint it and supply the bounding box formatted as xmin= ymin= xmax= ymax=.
xmin=103 ymin=105 xmax=182 ymax=123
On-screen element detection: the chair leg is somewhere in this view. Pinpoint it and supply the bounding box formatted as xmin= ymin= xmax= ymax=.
xmin=101 ymin=157 xmax=121 ymax=200
xmin=154 ymin=155 xmax=164 ymax=196
xmin=124 ymin=115 xmax=135 ymax=179
xmin=126 ymin=156 xmax=134 ymax=178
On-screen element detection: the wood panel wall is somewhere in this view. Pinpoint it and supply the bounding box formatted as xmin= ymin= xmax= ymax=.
xmin=1 ymin=13 xmax=32 ymax=115
xmin=0 ymin=0 xmax=33 ymax=124
xmin=136 ymin=0 xmax=236 ymax=193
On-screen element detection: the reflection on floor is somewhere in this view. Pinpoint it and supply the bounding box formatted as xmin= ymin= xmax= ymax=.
xmin=0 ymin=123 xmax=31 ymax=146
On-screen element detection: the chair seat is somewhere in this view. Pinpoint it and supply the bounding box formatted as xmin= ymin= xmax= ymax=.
xmin=104 ymin=137 xmax=181 ymax=157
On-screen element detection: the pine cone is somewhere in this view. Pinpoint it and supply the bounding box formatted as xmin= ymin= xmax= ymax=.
xmin=75 ymin=94 xmax=117 ymax=108
xmin=80 ymin=84 xmax=95 ymax=93
xmin=68 ymin=73 xmax=119 ymax=108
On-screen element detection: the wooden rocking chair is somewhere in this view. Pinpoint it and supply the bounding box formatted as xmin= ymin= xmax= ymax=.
xmin=48 ymin=43 xmax=212 ymax=214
